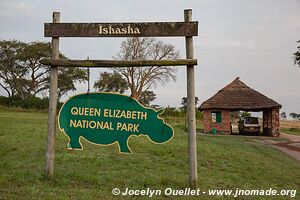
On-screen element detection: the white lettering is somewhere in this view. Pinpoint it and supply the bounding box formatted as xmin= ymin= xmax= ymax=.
xmin=99 ymin=25 xmax=141 ymax=35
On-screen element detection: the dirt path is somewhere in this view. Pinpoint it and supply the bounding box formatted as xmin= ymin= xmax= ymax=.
xmin=252 ymin=133 xmax=300 ymax=161
xmin=198 ymin=131 xmax=300 ymax=161
xmin=279 ymin=133 xmax=300 ymax=142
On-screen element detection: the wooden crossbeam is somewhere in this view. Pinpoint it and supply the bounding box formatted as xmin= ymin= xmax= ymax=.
xmin=44 ymin=22 xmax=198 ymax=37
xmin=40 ymin=59 xmax=197 ymax=67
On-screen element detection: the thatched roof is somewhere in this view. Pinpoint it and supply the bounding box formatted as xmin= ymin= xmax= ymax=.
xmin=199 ymin=77 xmax=282 ymax=111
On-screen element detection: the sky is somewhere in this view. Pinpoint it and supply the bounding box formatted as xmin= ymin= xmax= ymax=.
xmin=0 ymin=0 xmax=299 ymax=115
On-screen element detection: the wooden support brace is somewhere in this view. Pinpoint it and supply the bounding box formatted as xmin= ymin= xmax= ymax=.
xmin=44 ymin=12 xmax=60 ymax=178
xmin=40 ymin=59 xmax=198 ymax=67
xmin=185 ymin=9 xmax=198 ymax=189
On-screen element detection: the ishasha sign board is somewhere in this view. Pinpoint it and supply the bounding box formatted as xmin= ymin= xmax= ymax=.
xmin=58 ymin=93 xmax=174 ymax=153
xmin=44 ymin=22 xmax=198 ymax=37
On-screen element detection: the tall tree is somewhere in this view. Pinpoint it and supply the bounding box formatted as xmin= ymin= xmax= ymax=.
xmin=57 ymin=67 xmax=87 ymax=98
xmin=94 ymin=71 xmax=128 ymax=94
xmin=280 ymin=112 xmax=287 ymax=120
xmin=181 ymin=96 xmax=199 ymax=112
xmin=17 ymin=41 xmax=52 ymax=98
xmin=290 ymin=113 xmax=299 ymax=121
xmin=0 ymin=40 xmax=26 ymax=97
xmin=0 ymin=40 xmax=87 ymax=99
xmin=113 ymin=37 xmax=179 ymax=100
xmin=138 ymin=90 xmax=157 ymax=106
xmin=293 ymin=40 xmax=300 ymax=67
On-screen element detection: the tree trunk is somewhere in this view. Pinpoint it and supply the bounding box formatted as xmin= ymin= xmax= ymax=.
xmin=130 ymin=90 xmax=140 ymax=100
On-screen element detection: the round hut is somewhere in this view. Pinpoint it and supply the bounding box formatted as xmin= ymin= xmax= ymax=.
xmin=199 ymin=77 xmax=282 ymax=136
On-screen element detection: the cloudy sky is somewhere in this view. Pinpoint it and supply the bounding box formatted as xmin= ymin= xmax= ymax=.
xmin=0 ymin=0 xmax=299 ymax=115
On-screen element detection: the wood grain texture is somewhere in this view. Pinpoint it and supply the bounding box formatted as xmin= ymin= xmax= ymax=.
xmin=185 ymin=9 xmax=198 ymax=189
xmin=44 ymin=22 xmax=198 ymax=37
xmin=40 ymin=59 xmax=198 ymax=67
xmin=45 ymin=12 xmax=60 ymax=178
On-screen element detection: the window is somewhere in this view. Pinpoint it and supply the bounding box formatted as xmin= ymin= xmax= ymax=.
xmin=212 ymin=111 xmax=222 ymax=123
xmin=244 ymin=117 xmax=259 ymax=125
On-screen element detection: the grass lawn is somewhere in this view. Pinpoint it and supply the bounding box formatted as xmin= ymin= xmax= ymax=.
xmin=280 ymin=127 xmax=300 ymax=136
xmin=0 ymin=111 xmax=299 ymax=199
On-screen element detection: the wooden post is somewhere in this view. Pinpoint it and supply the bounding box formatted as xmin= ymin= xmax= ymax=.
xmin=45 ymin=12 xmax=60 ymax=178
xmin=185 ymin=9 xmax=198 ymax=189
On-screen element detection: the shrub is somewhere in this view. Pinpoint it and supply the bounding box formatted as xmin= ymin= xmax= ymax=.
xmin=0 ymin=96 xmax=62 ymax=110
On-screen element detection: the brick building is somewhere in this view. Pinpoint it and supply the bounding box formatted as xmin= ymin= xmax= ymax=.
xmin=199 ymin=77 xmax=282 ymax=136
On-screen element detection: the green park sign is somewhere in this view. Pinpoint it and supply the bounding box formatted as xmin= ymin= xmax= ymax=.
xmin=58 ymin=93 xmax=174 ymax=153
xmin=44 ymin=10 xmax=197 ymax=188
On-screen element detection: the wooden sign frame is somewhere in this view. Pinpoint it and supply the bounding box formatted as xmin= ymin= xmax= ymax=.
xmin=45 ymin=22 xmax=198 ymax=37
xmin=43 ymin=10 xmax=198 ymax=189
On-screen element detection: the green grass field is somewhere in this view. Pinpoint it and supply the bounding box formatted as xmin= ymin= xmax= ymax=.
xmin=280 ymin=127 xmax=300 ymax=136
xmin=0 ymin=111 xmax=299 ymax=199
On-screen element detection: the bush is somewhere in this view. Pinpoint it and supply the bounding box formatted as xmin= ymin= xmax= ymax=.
xmin=161 ymin=106 xmax=203 ymax=120
xmin=0 ymin=96 xmax=62 ymax=110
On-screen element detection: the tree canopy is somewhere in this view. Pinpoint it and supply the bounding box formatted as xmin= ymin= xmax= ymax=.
xmin=293 ymin=40 xmax=300 ymax=67
xmin=290 ymin=113 xmax=300 ymax=121
xmin=57 ymin=67 xmax=87 ymax=99
xmin=0 ymin=40 xmax=87 ymax=99
xmin=94 ymin=71 xmax=128 ymax=94
xmin=181 ymin=96 xmax=199 ymax=111
xmin=113 ymin=37 xmax=179 ymax=100
xmin=240 ymin=111 xmax=251 ymax=118
xmin=0 ymin=40 xmax=27 ymax=97
xmin=93 ymin=71 xmax=157 ymax=106
xmin=139 ymin=90 xmax=157 ymax=106
xmin=280 ymin=112 xmax=287 ymax=120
